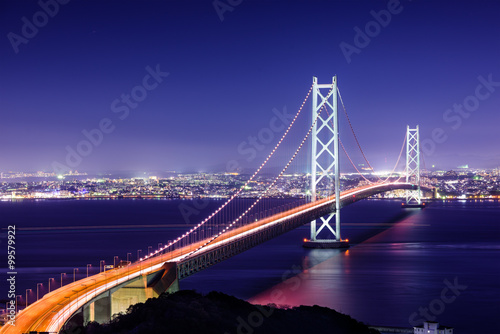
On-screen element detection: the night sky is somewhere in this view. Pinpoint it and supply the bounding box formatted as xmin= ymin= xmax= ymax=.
xmin=1 ymin=0 xmax=499 ymax=173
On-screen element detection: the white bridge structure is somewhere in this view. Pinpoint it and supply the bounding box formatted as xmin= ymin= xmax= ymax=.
xmin=0 ymin=77 xmax=430 ymax=334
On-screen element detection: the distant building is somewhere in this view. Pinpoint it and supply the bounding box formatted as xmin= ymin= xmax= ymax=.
xmin=414 ymin=321 xmax=453 ymax=334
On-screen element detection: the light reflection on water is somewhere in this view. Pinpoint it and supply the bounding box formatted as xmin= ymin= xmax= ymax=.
xmin=247 ymin=201 xmax=500 ymax=334
xmin=1 ymin=199 xmax=498 ymax=333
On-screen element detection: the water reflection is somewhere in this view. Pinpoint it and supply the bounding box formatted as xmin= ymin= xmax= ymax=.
xmin=248 ymin=202 xmax=500 ymax=333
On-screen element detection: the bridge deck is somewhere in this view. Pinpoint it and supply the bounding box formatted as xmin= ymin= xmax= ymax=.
xmin=0 ymin=182 xmax=423 ymax=333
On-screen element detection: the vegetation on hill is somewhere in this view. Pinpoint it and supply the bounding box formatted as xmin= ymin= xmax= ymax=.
xmin=69 ymin=290 xmax=380 ymax=334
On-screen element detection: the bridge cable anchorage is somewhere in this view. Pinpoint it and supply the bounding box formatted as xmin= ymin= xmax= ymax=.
xmin=182 ymin=92 xmax=333 ymax=260
xmin=337 ymin=86 xmax=382 ymax=181
xmin=139 ymin=83 xmax=314 ymax=261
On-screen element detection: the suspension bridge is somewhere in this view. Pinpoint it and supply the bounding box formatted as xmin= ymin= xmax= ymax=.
xmin=1 ymin=76 xmax=431 ymax=333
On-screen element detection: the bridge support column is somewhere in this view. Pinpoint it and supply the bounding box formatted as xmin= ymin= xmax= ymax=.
xmin=82 ymin=291 xmax=112 ymax=325
xmin=304 ymin=76 xmax=348 ymax=249
xmin=78 ymin=263 xmax=178 ymax=328
xmin=403 ymin=125 xmax=424 ymax=208
xmin=93 ymin=294 xmax=111 ymax=324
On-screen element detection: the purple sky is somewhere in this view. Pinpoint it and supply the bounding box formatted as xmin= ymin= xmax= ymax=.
xmin=1 ymin=0 xmax=499 ymax=173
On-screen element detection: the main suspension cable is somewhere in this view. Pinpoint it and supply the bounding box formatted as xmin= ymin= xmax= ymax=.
xmin=340 ymin=139 xmax=373 ymax=183
xmin=141 ymin=83 xmax=314 ymax=261
xmin=183 ymin=88 xmax=335 ymax=259
xmin=337 ymin=86 xmax=382 ymax=181
xmin=380 ymin=133 xmax=407 ymax=183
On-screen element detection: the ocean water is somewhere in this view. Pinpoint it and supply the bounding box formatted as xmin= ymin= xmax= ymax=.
xmin=1 ymin=198 xmax=499 ymax=333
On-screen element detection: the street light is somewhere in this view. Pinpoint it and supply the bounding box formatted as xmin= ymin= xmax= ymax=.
xmin=73 ymin=268 xmax=78 ymax=282
xmin=60 ymin=273 xmax=67 ymax=287
xmin=148 ymin=246 xmax=152 ymax=255
xmin=87 ymin=264 xmax=92 ymax=277
xmin=48 ymin=278 xmax=54 ymax=293
xmin=100 ymin=260 xmax=105 ymax=273
xmin=37 ymin=283 xmax=43 ymax=301
xmin=26 ymin=289 xmax=32 ymax=308
xmin=15 ymin=295 xmax=22 ymax=313
xmin=137 ymin=249 xmax=142 ymax=261
xmin=114 ymin=256 xmax=119 ymax=268
xmin=126 ymin=253 xmax=131 ymax=262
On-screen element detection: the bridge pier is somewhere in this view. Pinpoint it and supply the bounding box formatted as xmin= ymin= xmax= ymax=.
xmin=303 ymin=238 xmax=349 ymax=249
xmin=60 ymin=262 xmax=179 ymax=332
xmin=86 ymin=293 xmax=111 ymax=324
xmin=110 ymin=276 xmax=157 ymax=317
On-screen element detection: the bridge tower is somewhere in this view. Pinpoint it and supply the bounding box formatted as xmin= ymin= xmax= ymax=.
xmin=404 ymin=125 xmax=423 ymax=207
xmin=304 ymin=76 xmax=348 ymax=248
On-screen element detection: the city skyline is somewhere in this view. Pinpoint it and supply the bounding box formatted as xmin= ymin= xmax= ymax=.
xmin=2 ymin=168 xmax=499 ymax=201
xmin=1 ymin=0 xmax=499 ymax=173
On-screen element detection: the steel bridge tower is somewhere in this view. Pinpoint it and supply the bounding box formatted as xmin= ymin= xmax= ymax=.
xmin=304 ymin=76 xmax=348 ymax=248
xmin=405 ymin=125 xmax=422 ymax=206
